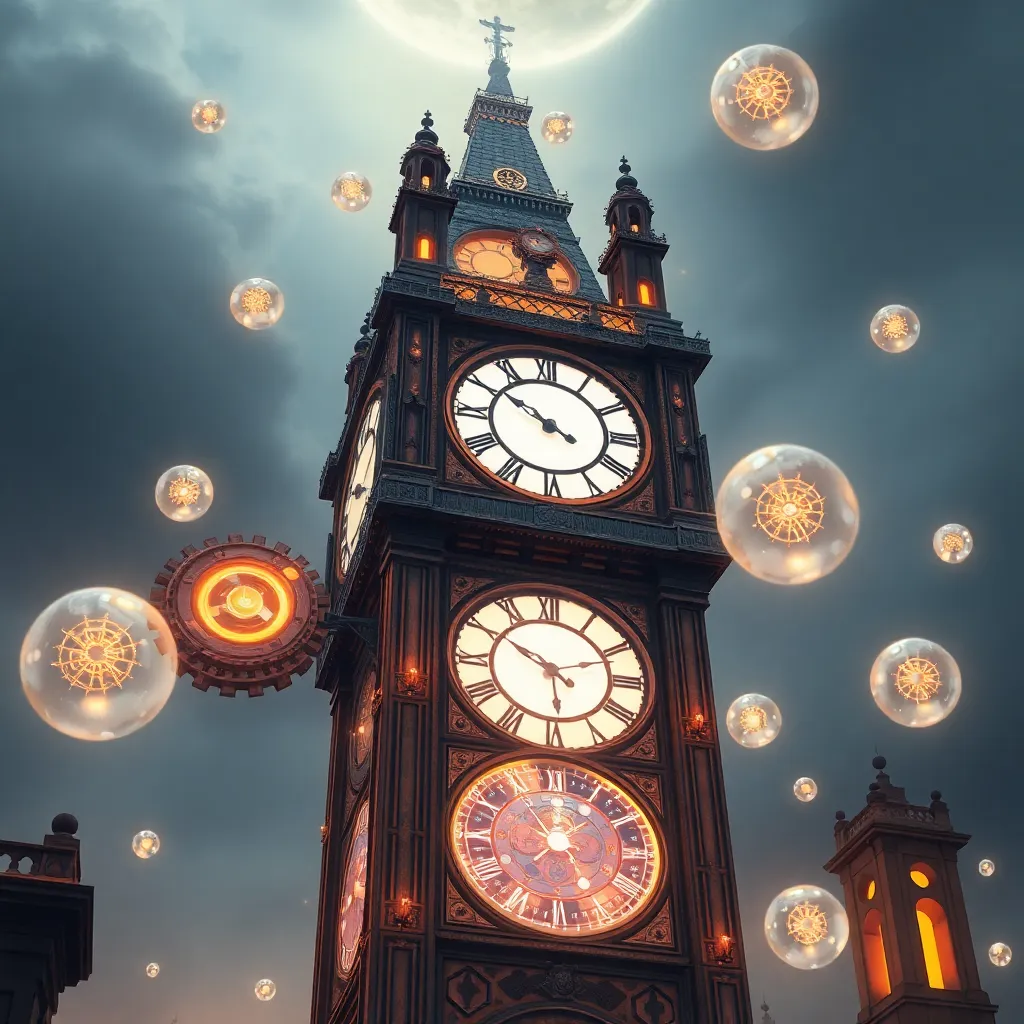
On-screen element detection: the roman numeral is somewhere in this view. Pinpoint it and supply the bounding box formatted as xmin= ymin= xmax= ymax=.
xmin=611 ymin=873 xmax=645 ymax=900
xmin=575 ymin=374 xmax=593 ymax=394
xmin=495 ymin=358 xmax=522 ymax=383
xmin=464 ymin=828 xmax=491 ymax=841
xmin=603 ymin=641 xmax=630 ymax=657
xmin=467 ymin=373 xmax=498 ymax=396
xmin=504 ymin=886 xmax=530 ymax=915
xmin=455 ymin=649 xmax=489 ymax=667
xmin=537 ymin=596 xmax=560 ymax=621
xmin=535 ymin=358 xmax=557 ymax=381
xmin=464 ymin=678 xmax=500 ymax=704
xmin=590 ymin=901 xmax=614 ymax=922
xmin=612 ymin=674 xmax=644 ymax=690
xmin=543 ymin=472 xmax=562 ymax=498
xmin=454 ymin=401 xmax=489 ymax=420
xmin=504 ymin=770 xmax=531 ymax=794
xmin=497 ymin=706 xmax=525 ymax=734
xmin=496 ymin=456 xmax=524 ymax=483
xmin=541 ymin=768 xmax=565 ymax=792
xmin=603 ymin=699 xmax=635 ymax=725
xmin=622 ymin=846 xmax=651 ymax=860
xmin=551 ymin=899 xmax=567 ymax=927
xmin=608 ymin=431 xmax=639 ymax=448
xmin=545 ymin=720 xmax=564 ymax=747
xmin=581 ymin=472 xmax=602 ymax=497
xmin=473 ymin=856 xmax=505 ymax=881
xmin=598 ymin=401 xmax=626 ymax=416
xmin=465 ymin=431 xmax=499 ymax=456
xmin=599 ymin=453 xmax=632 ymax=480
xmin=466 ymin=615 xmax=499 ymax=639
xmin=610 ymin=810 xmax=640 ymax=827
xmin=495 ymin=598 xmax=523 ymax=623
xmin=586 ymin=719 xmax=607 ymax=744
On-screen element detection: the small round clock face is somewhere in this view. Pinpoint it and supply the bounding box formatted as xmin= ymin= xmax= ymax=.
xmin=336 ymin=396 xmax=382 ymax=581
xmin=520 ymin=230 xmax=557 ymax=256
xmin=336 ymin=801 xmax=369 ymax=978
xmin=349 ymin=671 xmax=376 ymax=776
xmin=451 ymin=588 xmax=649 ymax=749
xmin=451 ymin=760 xmax=661 ymax=935
xmin=453 ymin=234 xmax=575 ymax=294
xmin=449 ymin=353 xmax=646 ymax=502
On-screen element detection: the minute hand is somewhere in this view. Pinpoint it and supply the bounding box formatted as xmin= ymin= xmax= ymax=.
xmin=504 ymin=394 xmax=576 ymax=444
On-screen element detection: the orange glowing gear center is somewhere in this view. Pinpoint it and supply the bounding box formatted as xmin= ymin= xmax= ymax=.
xmin=942 ymin=533 xmax=965 ymax=553
xmin=200 ymin=105 xmax=219 ymax=124
xmin=240 ymin=287 xmax=273 ymax=315
xmin=53 ymin=614 xmax=140 ymax=693
xmin=547 ymin=118 xmax=567 ymax=134
xmin=167 ymin=475 xmax=200 ymax=506
xmin=881 ymin=313 xmax=910 ymax=340
xmin=894 ymin=656 xmax=942 ymax=703
xmin=787 ymin=902 xmax=829 ymax=945
xmin=738 ymin=705 xmax=768 ymax=734
xmin=736 ymin=64 xmax=794 ymax=120
xmin=192 ymin=561 xmax=295 ymax=644
xmin=339 ymin=179 xmax=365 ymax=200
xmin=754 ymin=474 xmax=826 ymax=545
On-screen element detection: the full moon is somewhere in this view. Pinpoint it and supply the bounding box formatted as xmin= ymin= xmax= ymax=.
xmin=356 ymin=0 xmax=656 ymax=70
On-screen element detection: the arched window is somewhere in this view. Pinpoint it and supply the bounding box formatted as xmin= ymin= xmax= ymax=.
xmin=863 ymin=909 xmax=891 ymax=1002
xmin=628 ymin=206 xmax=642 ymax=233
xmin=637 ymin=279 xmax=655 ymax=306
xmin=916 ymin=898 xmax=960 ymax=990
xmin=420 ymin=159 xmax=434 ymax=189
xmin=415 ymin=234 xmax=434 ymax=260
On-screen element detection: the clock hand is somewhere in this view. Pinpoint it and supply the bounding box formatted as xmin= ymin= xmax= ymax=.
xmin=551 ymin=677 xmax=562 ymax=713
xmin=554 ymin=659 xmax=605 ymax=670
xmin=504 ymin=394 xmax=577 ymax=444
xmin=524 ymin=803 xmax=551 ymax=836
xmin=503 ymin=638 xmax=575 ymax=689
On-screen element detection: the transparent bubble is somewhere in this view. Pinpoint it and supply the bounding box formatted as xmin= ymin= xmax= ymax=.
xmin=20 ymin=588 xmax=177 ymax=741
xmin=230 ymin=278 xmax=284 ymax=330
xmin=716 ymin=445 xmax=859 ymax=585
xmin=979 ymin=859 xmax=995 ymax=878
xmin=146 ymin=962 xmax=160 ymax=978
xmin=191 ymin=99 xmax=226 ymax=134
xmin=933 ymin=523 xmax=973 ymax=564
xmin=711 ymin=44 xmax=819 ymax=151
xmin=155 ymin=464 xmax=214 ymax=522
xmin=870 ymin=304 xmax=920 ymax=353
xmin=765 ymin=884 xmax=849 ymax=969
xmin=255 ymin=979 xmax=277 ymax=1001
xmin=541 ymin=111 xmax=574 ymax=144
xmin=989 ymin=942 xmax=1012 ymax=967
xmin=331 ymin=172 xmax=373 ymax=212
xmin=132 ymin=830 xmax=161 ymax=859
xmin=794 ymin=778 xmax=818 ymax=802
xmin=870 ymin=637 xmax=962 ymax=728
xmin=726 ymin=693 xmax=782 ymax=748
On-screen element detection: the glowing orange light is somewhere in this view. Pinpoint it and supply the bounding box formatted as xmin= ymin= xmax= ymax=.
xmin=167 ymin=475 xmax=200 ymax=507
xmin=53 ymin=615 xmax=140 ymax=693
xmin=753 ymin=474 xmax=825 ymax=545
xmin=894 ymin=658 xmax=942 ymax=703
xmin=416 ymin=235 xmax=434 ymax=260
xmin=787 ymin=902 xmax=829 ymax=945
xmin=282 ymin=566 xmax=300 ymax=580
xmin=339 ymin=178 xmax=366 ymax=201
xmin=738 ymin=704 xmax=768 ymax=734
xmin=736 ymin=64 xmax=794 ymax=121
xmin=637 ymin=280 xmax=655 ymax=306
xmin=942 ymin=533 xmax=964 ymax=553
xmin=240 ymin=287 xmax=272 ymax=315
xmin=200 ymin=105 xmax=219 ymax=124
xmin=420 ymin=175 xmax=431 ymax=188
xmin=192 ymin=560 xmax=294 ymax=645
xmin=911 ymin=869 xmax=930 ymax=889
xmin=881 ymin=313 xmax=910 ymax=341
xmin=866 ymin=880 xmax=876 ymax=900
xmin=630 ymin=223 xmax=640 ymax=233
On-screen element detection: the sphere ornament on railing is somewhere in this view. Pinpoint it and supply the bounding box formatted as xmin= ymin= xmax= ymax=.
xmin=765 ymin=884 xmax=849 ymax=969
xmin=979 ymin=859 xmax=995 ymax=877
xmin=870 ymin=637 xmax=962 ymax=728
xmin=255 ymin=978 xmax=277 ymax=1001
xmin=150 ymin=535 xmax=328 ymax=696
xmin=230 ymin=278 xmax=284 ymax=330
xmin=725 ymin=693 xmax=782 ymax=748
xmin=870 ymin=304 xmax=920 ymax=353
xmin=711 ymin=44 xmax=819 ymax=150
xmin=793 ymin=777 xmax=818 ymax=802
xmin=541 ymin=111 xmax=574 ymax=144
xmin=20 ymin=587 xmax=177 ymax=741
xmin=155 ymin=465 xmax=214 ymax=522
xmin=191 ymin=99 xmax=226 ymax=134
xmin=146 ymin=962 xmax=160 ymax=978
xmin=132 ymin=829 xmax=161 ymax=859
xmin=331 ymin=172 xmax=373 ymax=212
xmin=933 ymin=523 xmax=973 ymax=564
xmin=716 ymin=444 xmax=859 ymax=585
xmin=989 ymin=942 xmax=1012 ymax=967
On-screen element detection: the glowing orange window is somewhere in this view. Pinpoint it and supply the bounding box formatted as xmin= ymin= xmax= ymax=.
xmin=637 ymin=280 xmax=655 ymax=306
xmin=415 ymin=235 xmax=434 ymax=260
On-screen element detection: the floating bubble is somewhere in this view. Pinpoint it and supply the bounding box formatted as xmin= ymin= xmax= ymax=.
xmin=870 ymin=304 xmax=920 ymax=353
xmin=132 ymin=830 xmax=161 ymax=859
xmin=726 ymin=693 xmax=782 ymax=748
xmin=794 ymin=778 xmax=818 ymax=802
xmin=541 ymin=111 xmax=574 ymax=144
xmin=989 ymin=942 xmax=1012 ymax=967
xmin=870 ymin=638 xmax=961 ymax=728
xmin=20 ymin=588 xmax=177 ymax=742
xmin=255 ymin=978 xmax=277 ymax=1001
xmin=331 ymin=172 xmax=373 ymax=212
xmin=191 ymin=99 xmax=226 ymax=134
xmin=716 ymin=444 xmax=859 ymax=585
xmin=933 ymin=523 xmax=973 ymax=564
xmin=979 ymin=859 xmax=995 ymax=878
xmin=230 ymin=278 xmax=284 ymax=330
xmin=765 ymin=884 xmax=849 ymax=969
xmin=146 ymin=962 xmax=160 ymax=978
xmin=711 ymin=44 xmax=819 ymax=151
xmin=155 ymin=464 xmax=214 ymax=523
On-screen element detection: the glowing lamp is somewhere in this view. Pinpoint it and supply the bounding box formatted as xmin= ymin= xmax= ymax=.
xmin=191 ymin=99 xmax=226 ymax=134
xmin=331 ymin=172 xmax=373 ymax=212
xmin=254 ymin=978 xmax=277 ymax=1001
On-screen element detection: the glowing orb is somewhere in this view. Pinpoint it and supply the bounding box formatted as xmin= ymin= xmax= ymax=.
xmin=793 ymin=778 xmax=818 ymax=802
xmin=191 ymin=99 xmax=226 ymax=134
xmin=132 ymin=830 xmax=161 ymax=859
xmin=230 ymin=278 xmax=284 ymax=330
xmin=989 ymin=942 xmax=1012 ymax=967
xmin=933 ymin=523 xmax=973 ymax=564
xmin=146 ymin=962 xmax=160 ymax=978
xmin=711 ymin=45 xmax=819 ymax=151
xmin=192 ymin=560 xmax=295 ymax=645
xmin=20 ymin=588 xmax=177 ymax=741
xmin=331 ymin=172 xmax=373 ymax=213
xmin=870 ymin=638 xmax=961 ymax=728
xmin=979 ymin=859 xmax=995 ymax=877
xmin=870 ymin=304 xmax=920 ymax=353
xmin=541 ymin=111 xmax=574 ymax=144
xmin=255 ymin=978 xmax=277 ymax=1001
xmin=725 ymin=693 xmax=782 ymax=749
xmin=716 ymin=445 xmax=859 ymax=585
xmin=155 ymin=464 xmax=214 ymax=523
xmin=765 ymin=885 xmax=849 ymax=969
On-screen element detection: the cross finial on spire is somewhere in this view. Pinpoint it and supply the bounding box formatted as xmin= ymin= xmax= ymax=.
xmin=480 ymin=14 xmax=515 ymax=63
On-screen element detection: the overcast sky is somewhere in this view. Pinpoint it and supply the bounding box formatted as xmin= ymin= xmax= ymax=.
xmin=1 ymin=0 xmax=1021 ymax=1022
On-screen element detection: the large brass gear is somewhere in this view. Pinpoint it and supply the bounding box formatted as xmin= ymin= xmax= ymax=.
xmin=151 ymin=534 xmax=328 ymax=697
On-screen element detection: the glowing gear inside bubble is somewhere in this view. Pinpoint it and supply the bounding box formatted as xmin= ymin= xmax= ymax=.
xmin=240 ymin=287 xmax=273 ymax=315
xmin=199 ymin=105 xmax=219 ymax=125
xmin=739 ymin=704 xmax=768 ymax=734
xmin=192 ymin=561 xmax=294 ymax=645
xmin=893 ymin=656 xmax=942 ymax=703
xmin=787 ymin=902 xmax=829 ymax=945
xmin=338 ymin=178 xmax=366 ymax=201
xmin=881 ymin=312 xmax=910 ymax=341
xmin=54 ymin=615 xmax=140 ymax=693
xmin=754 ymin=474 xmax=825 ymax=545
xmin=942 ymin=533 xmax=965 ymax=553
xmin=167 ymin=476 xmax=200 ymax=507
xmin=736 ymin=64 xmax=793 ymax=120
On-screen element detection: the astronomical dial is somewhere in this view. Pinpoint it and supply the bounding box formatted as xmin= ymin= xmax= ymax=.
xmin=336 ymin=396 xmax=382 ymax=582
xmin=349 ymin=670 xmax=377 ymax=783
xmin=452 ymin=232 xmax=576 ymax=294
xmin=448 ymin=352 xmax=647 ymax=502
xmin=518 ymin=228 xmax=558 ymax=257
xmin=450 ymin=759 xmax=661 ymax=936
xmin=336 ymin=801 xmax=369 ymax=978
xmin=450 ymin=587 xmax=650 ymax=749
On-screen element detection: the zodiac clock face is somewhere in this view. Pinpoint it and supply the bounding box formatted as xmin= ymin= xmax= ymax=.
xmin=336 ymin=396 xmax=382 ymax=581
xmin=336 ymin=802 xmax=370 ymax=978
xmin=448 ymin=352 xmax=647 ymax=503
xmin=451 ymin=760 xmax=661 ymax=935
xmin=450 ymin=587 xmax=650 ymax=749
xmin=348 ymin=671 xmax=376 ymax=785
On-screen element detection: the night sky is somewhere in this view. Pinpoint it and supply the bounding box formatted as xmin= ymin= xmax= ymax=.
xmin=1 ymin=1 xmax=1021 ymax=1022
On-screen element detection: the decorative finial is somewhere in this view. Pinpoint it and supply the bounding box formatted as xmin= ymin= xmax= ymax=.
xmin=354 ymin=313 xmax=371 ymax=353
xmin=480 ymin=14 xmax=515 ymax=63
xmin=422 ymin=110 xmax=433 ymax=128
xmin=51 ymin=812 xmax=79 ymax=836
xmin=835 ymin=810 xmax=846 ymax=820
xmin=615 ymin=155 xmax=638 ymax=190
xmin=619 ymin=155 xmax=631 ymax=174
xmin=414 ymin=109 xmax=439 ymax=145
xmin=930 ymin=789 xmax=943 ymax=802
xmin=872 ymin=754 xmax=887 ymax=771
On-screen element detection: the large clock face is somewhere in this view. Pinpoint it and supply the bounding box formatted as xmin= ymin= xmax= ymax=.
xmin=336 ymin=396 xmax=381 ymax=581
xmin=451 ymin=760 xmax=661 ymax=936
xmin=448 ymin=353 xmax=647 ymax=502
xmin=336 ymin=801 xmax=369 ymax=978
xmin=349 ymin=670 xmax=376 ymax=782
xmin=450 ymin=587 xmax=650 ymax=749
xmin=453 ymin=233 xmax=575 ymax=294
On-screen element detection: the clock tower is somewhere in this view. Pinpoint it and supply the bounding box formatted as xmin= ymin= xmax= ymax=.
xmin=312 ymin=24 xmax=752 ymax=1024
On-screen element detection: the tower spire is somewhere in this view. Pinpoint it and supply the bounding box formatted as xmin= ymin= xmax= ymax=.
xmin=480 ymin=14 xmax=515 ymax=62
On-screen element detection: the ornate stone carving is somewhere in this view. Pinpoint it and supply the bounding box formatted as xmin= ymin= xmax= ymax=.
xmin=448 ymin=696 xmax=490 ymax=739
xmin=616 ymin=482 xmax=655 ymax=515
xmin=450 ymin=574 xmax=494 ymax=608
xmin=448 ymin=747 xmax=490 ymax=787
xmin=497 ymin=965 xmax=625 ymax=1009
xmin=623 ymin=901 xmax=674 ymax=947
xmin=622 ymin=771 xmax=663 ymax=813
xmin=609 ymin=365 xmax=645 ymax=402
xmin=609 ymin=600 xmax=649 ymax=639
xmin=632 ymin=985 xmax=677 ymax=1024
xmin=446 ymin=965 xmax=492 ymax=1015
xmin=622 ymin=723 xmax=658 ymax=762
xmin=445 ymin=449 xmax=483 ymax=488
xmin=449 ymin=335 xmax=487 ymax=364
xmin=445 ymin=878 xmax=496 ymax=930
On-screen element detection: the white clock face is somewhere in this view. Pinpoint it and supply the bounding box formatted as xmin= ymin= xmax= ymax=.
xmin=450 ymin=588 xmax=650 ymax=748
xmin=449 ymin=354 xmax=645 ymax=502
xmin=336 ymin=397 xmax=381 ymax=580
